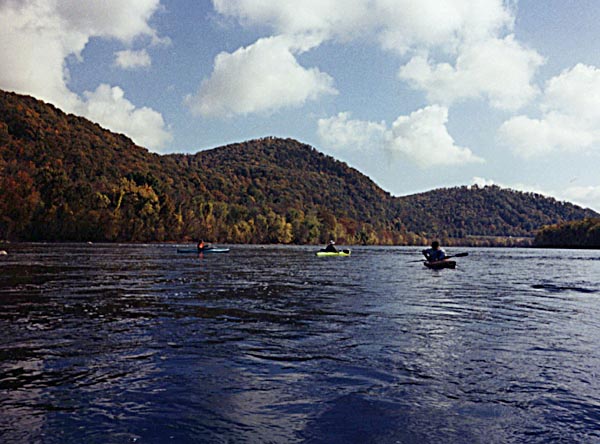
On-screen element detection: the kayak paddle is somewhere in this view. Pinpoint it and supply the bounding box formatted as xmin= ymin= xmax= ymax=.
xmin=446 ymin=252 xmax=469 ymax=259
xmin=408 ymin=252 xmax=469 ymax=263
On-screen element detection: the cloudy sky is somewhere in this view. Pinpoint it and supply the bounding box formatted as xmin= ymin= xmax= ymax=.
xmin=2 ymin=0 xmax=600 ymax=211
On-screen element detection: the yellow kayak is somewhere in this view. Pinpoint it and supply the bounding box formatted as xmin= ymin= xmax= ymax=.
xmin=316 ymin=249 xmax=351 ymax=257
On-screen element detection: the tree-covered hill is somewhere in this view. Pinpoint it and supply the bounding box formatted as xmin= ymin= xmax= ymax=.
xmin=395 ymin=185 xmax=598 ymax=240
xmin=0 ymin=89 xmax=404 ymax=243
xmin=1 ymin=89 xmax=597 ymax=245
xmin=187 ymin=138 xmax=394 ymax=224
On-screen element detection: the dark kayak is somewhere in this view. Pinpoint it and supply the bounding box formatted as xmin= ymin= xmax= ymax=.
xmin=177 ymin=247 xmax=230 ymax=254
xmin=424 ymin=260 xmax=456 ymax=269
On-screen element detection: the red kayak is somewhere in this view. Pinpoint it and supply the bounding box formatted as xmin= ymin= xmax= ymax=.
xmin=424 ymin=260 xmax=456 ymax=270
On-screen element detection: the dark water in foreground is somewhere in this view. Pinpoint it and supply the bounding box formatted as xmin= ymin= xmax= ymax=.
xmin=1 ymin=244 xmax=600 ymax=443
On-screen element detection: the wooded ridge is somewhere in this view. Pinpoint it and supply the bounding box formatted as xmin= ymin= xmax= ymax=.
xmin=534 ymin=218 xmax=600 ymax=248
xmin=1 ymin=89 xmax=597 ymax=245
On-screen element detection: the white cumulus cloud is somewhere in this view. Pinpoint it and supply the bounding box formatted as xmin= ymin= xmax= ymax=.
xmin=78 ymin=84 xmax=172 ymax=151
xmin=373 ymin=0 xmax=513 ymax=54
xmin=212 ymin=0 xmax=371 ymax=41
xmin=317 ymin=112 xmax=386 ymax=151
xmin=499 ymin=64 xmax=600 ymax=157
xmin=55 ymin=0 xmax=162 ymax=42
xmin=186 ymin=35 xmax=337 ymax=117
xmin=115 ymin=49 xmax=151 ymax=70
xmin=399 ymin=35 xmax=544 ymax=110
xmin=0 ymin=0 xmax=83 ymax=109
xmin=318 ymin=106 xmax=483 ymax=168
xmin=0 ymin=0 xmax=171 ymax=151
xmin=208 ymin=1 xmax=540 ymax=116
xmin=386 ymin=105 xmax=484 ymax=167
xmin=213 ymin=0 xmax=513 ymax=53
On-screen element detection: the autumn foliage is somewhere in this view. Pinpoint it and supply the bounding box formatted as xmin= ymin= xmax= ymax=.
xmin=1 ymin=89 xmax=597 ymax=245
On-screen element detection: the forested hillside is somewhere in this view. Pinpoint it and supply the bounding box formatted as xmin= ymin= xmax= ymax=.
xmin=534 ymin=218 xmax=600 ymax=248
xmin=1 ymin=89 xmax=597 ymax=245
xmin=0 ymin=90 xmax=405 ymax=244
xmin=396 ymin=186 xmax=598 ymax=240
xmin=169 ymin=138 xmax=404 ymax=244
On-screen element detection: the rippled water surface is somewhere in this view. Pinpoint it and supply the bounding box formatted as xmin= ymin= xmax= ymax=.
xmin=1 ymin=244 xmax=600 ymax=443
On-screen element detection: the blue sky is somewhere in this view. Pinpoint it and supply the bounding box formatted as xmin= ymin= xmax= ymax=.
xmin=2 ymin=1 xmax=600 ymax=211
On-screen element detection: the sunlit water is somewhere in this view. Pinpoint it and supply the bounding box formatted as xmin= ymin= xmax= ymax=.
xmin=1 ymin=244 xmax=600 ymax=443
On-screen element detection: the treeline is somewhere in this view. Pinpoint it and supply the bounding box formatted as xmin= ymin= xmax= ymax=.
xmin=534 ymin=218 xmax=600 ymax=249
xmin=1 ymin=89 xmax=597 ymax=245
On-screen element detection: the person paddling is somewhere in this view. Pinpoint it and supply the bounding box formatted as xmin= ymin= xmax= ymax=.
xmin=324 ymin=240 xmax=338 ymax=253
xmin=422 ymin=240 xmax=446 ymax=262
xmin=197 ymin=240 xmax=212 ymax=251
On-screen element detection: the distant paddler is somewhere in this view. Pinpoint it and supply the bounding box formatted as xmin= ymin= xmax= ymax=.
xmin=316 ymin=240 xmax=351 ymax=256
xmin=420 ymin=240 xmax=468 ymax=269
xmin=324 ymin=240 xmax=338 ymax=253
xmin=422 ymin=240 xmax=446 ymax=262
xmin=177 ymin=242 xmax=230 ymax=254
xmin=197 ymin=239 xmax=213 ymax=252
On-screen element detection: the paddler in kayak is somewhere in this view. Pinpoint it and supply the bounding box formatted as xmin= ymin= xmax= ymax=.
xmin=323 ymin=240 xmax=338 ymax=253
xmin=422 ymin=240 xmax=446 ymax=262
xmin=197 ymin=239 xmax=213 ymax=251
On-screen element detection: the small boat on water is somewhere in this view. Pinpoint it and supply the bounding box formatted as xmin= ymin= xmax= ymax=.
xmin=177 ymin=247 xmax=230 ymax=254
xmin=424 ymin=259 xmax=456 ymax=269
xmin=316 ymin=249 xmax=351 ymax=257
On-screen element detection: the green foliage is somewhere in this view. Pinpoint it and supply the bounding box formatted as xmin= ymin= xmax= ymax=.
xmin=534 ymin=218 xmax=600 ymax=248
xmin=0 ymin=89 xmax=597 ymax=245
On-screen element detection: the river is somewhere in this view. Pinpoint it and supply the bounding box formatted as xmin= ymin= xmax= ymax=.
xmin=1 ymin=244 xmax=600 ymax=443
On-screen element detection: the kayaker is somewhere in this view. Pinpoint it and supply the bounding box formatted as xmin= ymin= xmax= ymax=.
xmin=422 ymin=240 xmax=446 ymax=262
xmin=324 ymin=240 xmax=338 ymax=252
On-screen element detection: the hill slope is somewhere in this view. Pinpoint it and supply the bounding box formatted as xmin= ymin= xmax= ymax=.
xmin=0 ymin=90 xmax=403 ymax=243
xmin=395 ymin=185 xmax=598 ymax=240
xmin=534 ymin=218 xmax=600 ymax=248
xmin=1 ymin=89 xmax=597 ymax=244
xmin=177 ymin=138 xmax=395 ymax=221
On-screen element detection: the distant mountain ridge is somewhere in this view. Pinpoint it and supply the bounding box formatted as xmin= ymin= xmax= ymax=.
xmin=1 ymin=89 xmax=597 ymax=244
xmin=395 ymin=185 xmax=597 ymax=239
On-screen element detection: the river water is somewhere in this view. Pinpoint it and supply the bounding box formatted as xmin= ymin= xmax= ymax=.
xmin=1 ymin=244 xmax=600 ymax=443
